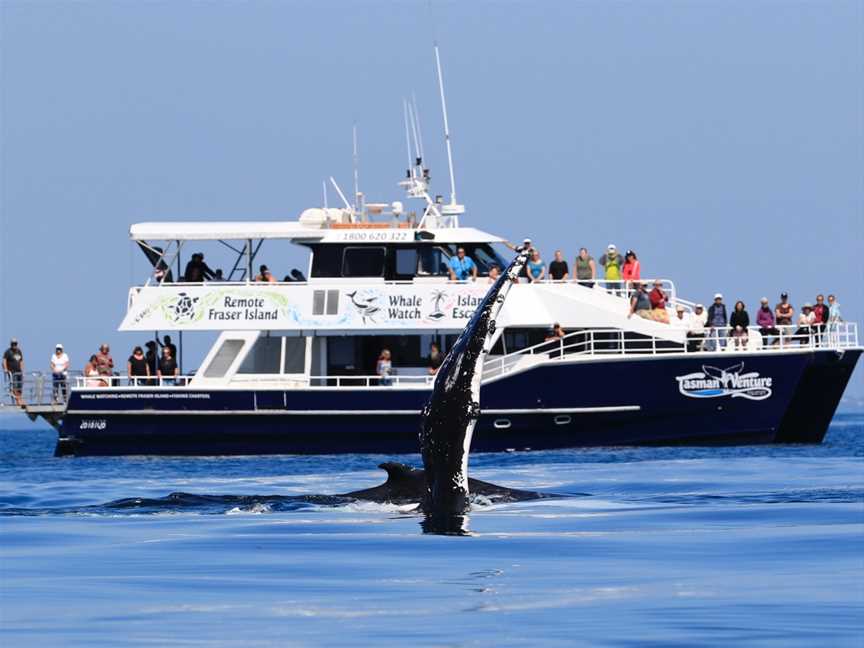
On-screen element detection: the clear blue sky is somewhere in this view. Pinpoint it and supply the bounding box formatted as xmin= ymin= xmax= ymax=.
xmin=1 ymin=1 xmax=862 ymax=394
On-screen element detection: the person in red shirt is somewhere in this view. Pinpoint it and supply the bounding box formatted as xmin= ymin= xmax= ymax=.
xmin=812 ymin=294 xmax=829 ymax=344
xmin=648 ymin=280 xmax=669 ymax=323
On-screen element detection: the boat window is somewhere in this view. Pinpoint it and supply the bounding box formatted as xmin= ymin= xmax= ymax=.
xmin=310 ymin=245 xmax=343 ymax=278
xmin=394 ymin=248 xmax=418 ymax=278
xmin=417 ymin=247 xmax=449 ymax=276
xmin=202 ymin=339 xmax=245 ymax=378
xmin=343 ymin=247 xmax=385 ymax=277
xmin=470 ymin=245 xmax=506 ymax=274
xmin=283 ymin=337 xmax=306 ymax=374
xmin=238 ymin=335 xmax=282 ymax=374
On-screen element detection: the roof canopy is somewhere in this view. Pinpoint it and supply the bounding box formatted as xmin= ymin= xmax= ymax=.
xmin=129 ymin=221 xmax=504 ymax=244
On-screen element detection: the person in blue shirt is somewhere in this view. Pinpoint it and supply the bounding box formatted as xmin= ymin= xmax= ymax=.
xmin=448 ymin=247 xmax=478 ymax=281
xmin=527 ymin=249 xmax=546 ymax=283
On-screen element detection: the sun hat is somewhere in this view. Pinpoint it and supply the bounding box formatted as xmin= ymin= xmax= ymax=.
xmin=714 ymin=293 xmax=723 ymax=300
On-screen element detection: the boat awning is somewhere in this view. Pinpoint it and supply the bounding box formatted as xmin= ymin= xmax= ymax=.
xmin=130 ymin=222 xmax=325 ymax=241
xmin=130 ymin=222 xmax=506 ymax=244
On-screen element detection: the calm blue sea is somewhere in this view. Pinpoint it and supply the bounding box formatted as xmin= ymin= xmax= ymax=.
xmin=1 ymin=414 xmax=862 ymax=647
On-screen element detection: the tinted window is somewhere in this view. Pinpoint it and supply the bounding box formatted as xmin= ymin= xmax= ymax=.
xmin=310 ymin=245 xmax=343 ymax=278
xmin=395 ymin=248 xmax=418 ymax=278
xmin=343 ymin=247 xmax=385 ymax=277
xmin=283 ymin=337 xmax=306 ymax=374
xmin=417 ymin=247 xmax=449 ymax=276
xmin=203 ymin=339 xmax=244 ymax=377
xmin=238 ymin=335 xmax=282 ymax=374
xmin=470 ymin=246 xmax=507 ymax=274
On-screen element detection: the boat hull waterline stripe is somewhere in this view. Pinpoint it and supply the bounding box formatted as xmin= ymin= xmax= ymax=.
xmin=65 ymin=405 xmax=641 ymax=416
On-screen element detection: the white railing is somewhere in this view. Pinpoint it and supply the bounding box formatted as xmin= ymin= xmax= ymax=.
xmin=2 ymin=371 xmax=84 ymax=407
xmin=483 ymin=322 xmax=860 ymax=380
xmin=72 ymin=375 xmax=194 ymax=389
xmin=308 ymin=374 xmax=434 ymax=388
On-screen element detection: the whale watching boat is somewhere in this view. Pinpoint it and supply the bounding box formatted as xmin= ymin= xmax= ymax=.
xmin=47 ymin=54 xmax=860 ymax=456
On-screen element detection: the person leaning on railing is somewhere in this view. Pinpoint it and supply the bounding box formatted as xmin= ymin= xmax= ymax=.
xmin=448 ymin=247 xmax=478 ymax=282
xmin=686 ymin=304 xmax=708 ymax=352
xmin=127 ymin=346 xmax=151 ymax=386
xmin=628 ymin=282 xmax=652 ymax=320
xmin=157 ymin=347 xmax=179 ymax=386
xmin=3 ymin=338 xmax=25 ymax=407
xmin=756 ymin=298 xmax=779 ymax=347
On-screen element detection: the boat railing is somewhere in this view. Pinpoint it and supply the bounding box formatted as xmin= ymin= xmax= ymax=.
xmin=483 ymin=322 xmax=860 ymax=380
xmin=1 ymin=370 xmax=84 ymax=407
xmin=70 ymin=375 xmax=195 ymax=389
xmin=307 ymin=374 xmax=434 ymax=388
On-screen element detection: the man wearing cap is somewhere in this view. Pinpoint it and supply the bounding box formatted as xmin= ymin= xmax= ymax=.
xmin=50 ymin=344 xmax=70 ymax=403
xmin=3 ymin=339 xmax=25 ymax=407
xmin=706 ymin=293 xmax=728 ymax=349
xmin=599 ymin=244 xmax=623 ymax=295
xmin=756 ymin=298 xmax=779 ymax=347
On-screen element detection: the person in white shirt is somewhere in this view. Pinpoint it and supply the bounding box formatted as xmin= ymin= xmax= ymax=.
xmin=50 ymin=343 xmax=70 ymax=402
xmin=795 ymin=303 xmax=816 ymax=345
xmin=686 ymin=304 xmax=707 ymax=352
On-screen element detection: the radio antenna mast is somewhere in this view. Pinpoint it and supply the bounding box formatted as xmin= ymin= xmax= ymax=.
xmin=352 ymin=123 xmax=360 ymax=210
xmin=412 ymin=92 xmax=425 ymax=161
xmin=403 ymin=99 xmax=414 ymax=176
xmin=322 ymin=179 xmax=328 ymax=209
xmin=434 ymin=43 xmax=457 ymax=207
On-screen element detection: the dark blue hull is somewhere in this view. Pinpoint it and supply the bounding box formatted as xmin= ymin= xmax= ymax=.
xmin=56 ymin=349 xmax=860 ymax=456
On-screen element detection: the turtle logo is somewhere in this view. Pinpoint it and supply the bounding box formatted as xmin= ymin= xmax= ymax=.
xmin=168 ymin=292 xmax=200 ymax=323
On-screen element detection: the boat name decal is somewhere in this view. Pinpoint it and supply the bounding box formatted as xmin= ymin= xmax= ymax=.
xmin=675 ymin=362 xmax=773 ymax=401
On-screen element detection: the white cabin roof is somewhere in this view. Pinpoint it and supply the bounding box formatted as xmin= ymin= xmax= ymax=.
xmin=129 ymin=221 xmax=505 ymax=244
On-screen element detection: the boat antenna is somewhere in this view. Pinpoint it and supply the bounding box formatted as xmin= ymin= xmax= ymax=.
xmin=329 ymin=176 xmax=352 ymax=213
xmin=403 ymin=99 xmax=414 ymax=177
xmin=408 ymin=101 xmax=421 ymax=165
xmin=322 ymin=179 xmax=328 ymax=209
xmin=352 ymin=123 xmax=360 ymax=212
xmin=412 ymin=91 xmax=425 ymax=161
xmin=434 ymin=43 xmax=457 ymax=207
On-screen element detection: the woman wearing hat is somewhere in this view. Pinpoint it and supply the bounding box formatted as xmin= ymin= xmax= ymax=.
xmin=795 ymin=303 xmax=816 ymax=345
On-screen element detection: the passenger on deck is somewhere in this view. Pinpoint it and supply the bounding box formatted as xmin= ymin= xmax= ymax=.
xmin=648 ymin=280 xmax=669 ymax=323
xmin=50 ymin=343 xmax=70 ymax=403
xmin=448 ymin=247 xmax=477 ymax=281
xmin=622 ymin=250 xmax=641 ymax=287
xmin=673 ymin=305 xmax=687 ymax=325
xmin=127 ymin=346 xmax=150 ymax=385
xmin=526 ymin=250 xmax=545 ymax=283
xmin=545 ymin=323 xmax=565 ymax=340
xmin=159 ymin=335 xmax=177 ymax=362
xmin=706 ymin=294 xmax=728 ymax=349
xmin=575 ymin=248 xmax=596 ymax=287
xmin=95 ymin=344 xmax=114 ymax=377
xmin=628 ymin=282 xmax=652 ymax=320
xmin=599 ymin=244 xmax=623 ymax=294
xmin=756 ymin=298 xmax=779 ymax=346
xmin=548 ymin=250 xmax=569 ymax=281
xmin=183 ymin=253 xmax=215 ymax=282
xmin=729 ymin=300 xmax=750 ymax=331
xmin=686 ymin=304 xmax=707 ymax=352
xmin=487 ymin=265 xmax=501 ymax=283
xmin=145 ymin=341 xmax=159 ymax=376
xmin=255 ymin=265 xmax=277 ymax=283
xmin=427 ymin=342 xmax=443 ymax=375
xmin=84 ymin=354 xmax=102 ymax=387
xmin=157 ymin=347 xmax=179 ymax=385
xmin=3 ymin=339 xmax=24 ymax=407
xmin=813 ymin=294 xmax=829 ymax=342
xmin=775 ymin=292 xmax=794 ymax=331
xmin=212 ymin=269 xmax=224 ymax=281
xmin=795 ymin=304 xmax=816 ymax=345
xmin=828 ymin=294 xmax=843 ymax=325
xmin=376 ymin=349 xmax=393 ymax=386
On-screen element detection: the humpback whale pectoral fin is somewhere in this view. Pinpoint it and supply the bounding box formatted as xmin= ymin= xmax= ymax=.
xmin=488 ymin=319 xmax=496 ymax=335
xmin=467 ymin=400 xmax=481 ymax=420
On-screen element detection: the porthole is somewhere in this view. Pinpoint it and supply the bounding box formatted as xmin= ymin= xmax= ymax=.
xmin=493 ymin=418 xmax=511 ymax=429
xmin=554 ymin=415 xmax=572 ymax=425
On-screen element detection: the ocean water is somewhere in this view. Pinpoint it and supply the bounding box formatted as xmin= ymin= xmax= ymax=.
xmin=1 ymin=415 xmax=862 ymax=647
